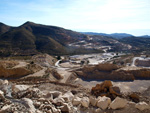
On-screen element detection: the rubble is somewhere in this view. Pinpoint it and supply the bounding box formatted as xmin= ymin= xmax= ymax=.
xmin=135 ymin=102 xmax=150 ymax=111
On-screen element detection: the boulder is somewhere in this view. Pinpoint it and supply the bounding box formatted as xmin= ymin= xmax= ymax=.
xmin=90 ymin=96 xmax=97 ymax=106
xmin=110 ymin=97 xmax=128 ymax=109
xmin=97 ymin=96 xmax=111 ymax=110
xmin=72 ymin=96 xmax=81 ymax=106
xmin=60 ymin=91 xmax=74 ymax=102
xmin=81 ymin=97 xmax=90 ymax=107
xmin=21 ymin=98 xmax=36 ymax=113
xmin=129 ymin=93 xmax=140 ymax=103
xmin=135 ymin=102 xmax=150 ymax=111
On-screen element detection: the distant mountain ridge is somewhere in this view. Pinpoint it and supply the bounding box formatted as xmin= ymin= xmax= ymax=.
xmin=81 ymin=32 xmax=150 ymax=39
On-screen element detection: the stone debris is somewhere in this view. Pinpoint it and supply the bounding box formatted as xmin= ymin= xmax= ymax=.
xmin=0 ymin=79 xmax=150 ymax=112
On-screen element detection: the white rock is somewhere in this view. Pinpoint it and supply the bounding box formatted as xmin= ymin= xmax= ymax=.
xmin=97 ymin=96 xmax=111 ymax=110
xmin=60 ymin=91 xmax=74 ymax=102
xmin=81 ymin=97 xmax=90 ymax=108
xmin=135 ymin=102 xmax=150 ymax=111
xmin=3 ymin=80 xmax=9 ymax=85
xmin=22 ymin=98 xmax=36 ymax=113
xmin=0 ymin=79 xmax=8 ymax=85
xmin=0 ymin=105 xmax=11 ymax=112
xmin=12 ymin=85 xmax=30 ymax=93
xmin=72 ymin=96 xmax=81 ymax=106
xmin=110 ymin=97 xmax=128 ymax=110
xmin=0 ymin=90 xmax=4 ymax=96
xmin=90 ymin=96 xmax=98 ymax=106
xmin=54 ymin=97 xmax=65 ymax=106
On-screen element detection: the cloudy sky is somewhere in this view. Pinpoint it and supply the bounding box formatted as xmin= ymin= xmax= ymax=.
xmin=0 ymin=0 xmax=150 ymax=36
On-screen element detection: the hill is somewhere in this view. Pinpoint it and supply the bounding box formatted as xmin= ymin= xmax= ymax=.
xmin=0 ymin=21 xmax=87 ymax=56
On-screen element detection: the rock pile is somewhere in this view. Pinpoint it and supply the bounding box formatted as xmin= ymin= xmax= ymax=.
xmin=0 ymin=79 xmax=150 ymax=113
xmin=91 ymin=80 xmax=121 ymax=100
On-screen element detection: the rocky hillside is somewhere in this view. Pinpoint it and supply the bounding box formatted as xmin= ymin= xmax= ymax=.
xmin=0 ymin=21 xmax=87 ymax=56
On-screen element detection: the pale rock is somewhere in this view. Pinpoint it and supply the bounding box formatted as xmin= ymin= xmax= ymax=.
xmin=110 ymin=97 xmax=128 ymax=110
xmin=0 ymin=105 xmax=11 ymax=113
xmin=51 ymin=106 xmax=59 ymax=113
xmin=97 ymin=96 xmax=111 ymax=110
xmin=12 ymin=85 xmax=30 ymax=93
xmin=3 ymin=80 xmax=9 ymax=85
xmin=0 ymin=79 xmax=8 ymax=85
xmin=81 ymin=97 xmax=90 ymax=107
xmin=34 ymin=101 xmax=41 ymax=108
xmin=22 ymin=98 xmax=36 ymax=113
xmin=90 ymin=96 xmax=97 ymax=106
xmin=60 ymin=91 xmax=74 ymax=102
xmin=60 ymin=103 xmax=71 ymax=112
xmin=54 ymin=97 xmax=65 ymax=106
xmin=45 ymin=91 xmax=62 ymax=99
xmin=94 ymin=108 xmax=103 ymax=113
xmin=0 ymin=90 xmax=4 ymax=96
xmin=72 ymin=96 xmax=81 ymax=106
xmin=135 ymin=102 xmax=150 ymax=111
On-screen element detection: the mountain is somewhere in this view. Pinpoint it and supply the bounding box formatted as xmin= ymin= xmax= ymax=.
xmin=0 ymin=21 xmax=87 ymax=56
xmin=0 ymin=22 xmax=12 ymax=35
xmin=81 ymin=32 xmax=133 ymax=39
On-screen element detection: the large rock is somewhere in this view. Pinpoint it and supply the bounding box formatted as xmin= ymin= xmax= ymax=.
xmin=90 ymin=96 xmax=98 ymax=106
xmin=81 ymin=97 xmax=90 ymax=107
xmin=135 ymin=102 xmax=150 ymax=111
xmin=97 ymin=96 xmax=111 ymax=110
xmin=110 ymin=97 xmax=128 ymax=109
xmin=21 ymin=98 xmax=36 ymax=113
xmin=72 ymin=96 xmax=81 ymax=106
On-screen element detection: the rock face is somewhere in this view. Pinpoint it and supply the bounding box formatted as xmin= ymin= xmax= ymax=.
xmin=110 ymin=97 xmax=128 ymax=109
xmin=76 ymin=63 xmax=135 ymax=81
xmin=135 ymin=102 xmax=150 ymax=111
xmin=81 ymin=97 xmax=90 ymax=107
xmin=91 ymin=80 xmax=121 ymax=100
xmin=97 ymin=96 xmax=111 ymax=110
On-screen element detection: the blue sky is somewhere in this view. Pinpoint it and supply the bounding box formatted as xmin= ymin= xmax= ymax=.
xmin=0 ymin=0 xmax=150 ymax=36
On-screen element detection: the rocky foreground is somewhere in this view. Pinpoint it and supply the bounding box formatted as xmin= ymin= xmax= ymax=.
xmin=0 ymin=79 xmax=150 ymax=113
